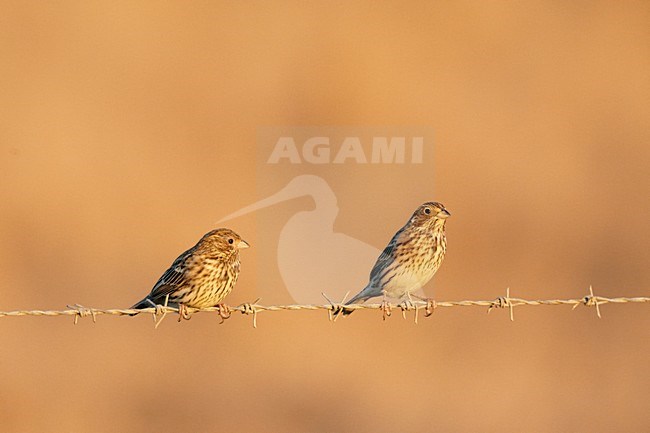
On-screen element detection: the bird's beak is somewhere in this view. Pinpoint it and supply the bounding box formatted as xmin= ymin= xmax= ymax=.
xmin=238 ymin=240 xmax=250 ymax=249
xmin=438 ymin=209 xmax=451 ymax=219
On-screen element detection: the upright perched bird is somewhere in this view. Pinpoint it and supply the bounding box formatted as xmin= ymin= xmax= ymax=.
xmin=340 ymin=202 xmax=450 ymax=315
xmin=131 ymin=228 xmax=249 ymax=319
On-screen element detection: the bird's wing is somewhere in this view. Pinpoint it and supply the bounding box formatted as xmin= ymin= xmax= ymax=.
xmin=344 ymin=229 xmax=406 ymax=306
xmin=368 ymin=227 xmax=404 ymax=283
xmin=147 ymin=250 xmax=195 ymax=302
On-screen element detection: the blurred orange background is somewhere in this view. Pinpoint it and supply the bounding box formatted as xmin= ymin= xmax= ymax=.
xmin=1 ymin=2 xmax=649 ymax=432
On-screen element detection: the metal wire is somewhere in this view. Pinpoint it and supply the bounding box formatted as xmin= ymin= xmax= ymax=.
xmin=0 ymin=287 xmax=648 ymax=328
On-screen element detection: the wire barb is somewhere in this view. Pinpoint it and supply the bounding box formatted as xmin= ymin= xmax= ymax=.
xmin=238 ymin=298 xmax=261 ymax=328
xmin=572 ymin=285 xmax=602 ymax=318
xmin=399 ymin=299 xmax=417 ymax=320
xmin=487 ymin=288 xmax=515 ymax=321
xmin=153 ymin=295 xmax=171 ymax=329
xmin=67 ymin=304 xmax=97 ymax=324
xmin=321 ymin=292 xmax=349 ymax=322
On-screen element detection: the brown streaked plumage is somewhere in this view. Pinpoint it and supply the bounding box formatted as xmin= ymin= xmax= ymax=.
xmin=340 ymin=202 xmax=450 ymax=315
xmin=131 ymin=228 xmax=249 ymax=319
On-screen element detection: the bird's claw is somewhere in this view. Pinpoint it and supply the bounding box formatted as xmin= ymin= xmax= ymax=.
xmin=424 ymin=298 xmax=437 ymax=317
xmin=178 ymin=304 xmax=193 ymax=321
xmin=216 ymin=304 xmax=232 ymax=324
xmin=380 ymin=299 xmax=392 ymax=320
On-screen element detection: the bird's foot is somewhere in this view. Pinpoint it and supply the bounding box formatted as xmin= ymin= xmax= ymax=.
xmin=177 ymin=304 xmax=193 ymax=322
xmin=411 ymin=294 xmax=437 ymax=317
xmin=216 ymin=304 xmax=232 ymax=324
xmin=399 ymin=298 xmax=416 ymax=319
xmin=424 ymin=299 xmax=438 ymax=317
xmin=380 ymin=297 xmax=392 ymax=321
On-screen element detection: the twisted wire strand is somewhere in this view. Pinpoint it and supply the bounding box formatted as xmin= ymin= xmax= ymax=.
xmin=0 ymin=287 xmax=648 ymax=327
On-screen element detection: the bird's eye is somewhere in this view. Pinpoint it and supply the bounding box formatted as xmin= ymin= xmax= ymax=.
xmin=228 ymin=238 xmax=234 ymax=244
xmin=424 ymin=207 xmax=431 ymax=215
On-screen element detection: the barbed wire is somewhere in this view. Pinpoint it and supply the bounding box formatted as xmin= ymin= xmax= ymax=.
xmin=0 ymin=287 xmax=648 ymax=328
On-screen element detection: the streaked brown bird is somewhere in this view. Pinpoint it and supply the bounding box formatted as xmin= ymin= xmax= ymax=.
xmin=339 ymin=202 xmax=450 ymax=315
xmin=131 ymin=228 xmax=249 ymax=320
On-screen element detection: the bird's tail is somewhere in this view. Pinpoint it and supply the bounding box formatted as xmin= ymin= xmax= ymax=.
xmin=128 ymin=297 xmax=152 ymax=316
xmin=334 ymin=286 xmax=377 ymax=316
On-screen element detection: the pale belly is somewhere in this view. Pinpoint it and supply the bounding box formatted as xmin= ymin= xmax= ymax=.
xmin=381 ymin=268 xmax=434 ymax=298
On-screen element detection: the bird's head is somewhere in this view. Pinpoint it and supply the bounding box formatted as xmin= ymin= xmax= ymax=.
xmin=199 ymin=228 xmax=250 ymax=255
xmin=409 ymin=202 xmax=450 ymax=229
